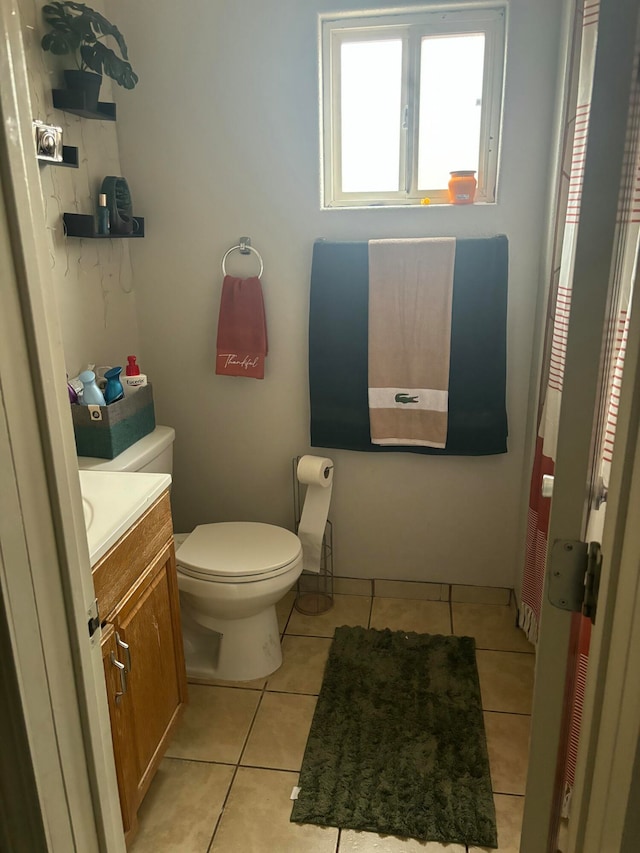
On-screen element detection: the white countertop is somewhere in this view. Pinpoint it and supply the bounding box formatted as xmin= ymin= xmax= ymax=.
xmin=79 ymin=470 xmax=171 ymax=566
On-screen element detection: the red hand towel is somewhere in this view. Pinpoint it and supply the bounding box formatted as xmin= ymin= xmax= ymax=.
xmin=216 ymin=275 xmax=268 ymax=379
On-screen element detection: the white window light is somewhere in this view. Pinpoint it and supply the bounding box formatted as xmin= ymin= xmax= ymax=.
xmin=320 ymin=6 xmax=506 ymax=207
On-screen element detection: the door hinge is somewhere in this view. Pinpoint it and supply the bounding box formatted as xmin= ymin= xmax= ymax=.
xmin=548 ymin=540 xmax=602 ymax=623
xmin=87 ymin=599 xmax=100 ymax=641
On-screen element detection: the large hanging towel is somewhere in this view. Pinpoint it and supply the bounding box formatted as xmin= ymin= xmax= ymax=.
xmin=307 ymin=236 xmax=508 ymax=456
xmin=368 ymin=238 xmax=456 ymax=447
xmin=216 ymin=275 xmax=268 ymax=379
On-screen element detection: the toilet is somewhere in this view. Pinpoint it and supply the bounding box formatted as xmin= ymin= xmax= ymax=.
xmin=78 ymin=426 xmax=304 ymax=682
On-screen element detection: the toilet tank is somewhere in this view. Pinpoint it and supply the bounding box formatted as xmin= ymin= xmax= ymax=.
xmin=77 ymin=425 xmax=175 ymax=474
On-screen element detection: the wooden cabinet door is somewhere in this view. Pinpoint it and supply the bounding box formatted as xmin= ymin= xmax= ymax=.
xmin=113 ymin=541 xmax=188 ymax=813
xmin=101 ymin=623 xmax=138 ymax=835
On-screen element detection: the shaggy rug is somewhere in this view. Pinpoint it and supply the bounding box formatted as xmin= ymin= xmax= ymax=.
xmin=290 ymin=626 xmax=497 ymax=848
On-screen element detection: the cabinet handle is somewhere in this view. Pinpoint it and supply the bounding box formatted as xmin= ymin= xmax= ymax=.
xmin=110 ymin=651 xmax=127 ymax=702
xmin=115 ymin=632 xmax=132 ymax=672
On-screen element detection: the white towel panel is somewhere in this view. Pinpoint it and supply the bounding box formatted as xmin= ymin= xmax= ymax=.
xmin=368 ymin=387 xmax=449 ymax=411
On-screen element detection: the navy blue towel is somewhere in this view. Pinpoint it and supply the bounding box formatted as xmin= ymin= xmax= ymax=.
xmin=308 ymin=237 xmax=508 ymax=456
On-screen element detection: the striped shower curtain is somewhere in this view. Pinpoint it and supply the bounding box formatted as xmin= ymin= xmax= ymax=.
xmin=519 ymin=0 xmax=640 ymax=812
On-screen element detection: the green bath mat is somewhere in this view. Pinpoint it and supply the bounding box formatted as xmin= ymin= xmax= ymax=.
xmin=291 ymin=626 xmax=497 ymax=848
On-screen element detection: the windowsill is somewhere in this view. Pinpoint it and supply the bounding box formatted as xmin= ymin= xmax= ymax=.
xmin=320 ymin=201 xmax=497 ymax=211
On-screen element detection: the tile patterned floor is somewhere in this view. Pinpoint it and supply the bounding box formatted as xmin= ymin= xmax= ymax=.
xmin=130 ymin=587 xmax=534 ymax=853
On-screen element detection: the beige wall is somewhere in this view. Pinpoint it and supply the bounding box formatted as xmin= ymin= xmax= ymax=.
xmin=19 ymin=0 xmax=139 ymax=377
xmin=105 ymin=0 xmax=563 ymax=586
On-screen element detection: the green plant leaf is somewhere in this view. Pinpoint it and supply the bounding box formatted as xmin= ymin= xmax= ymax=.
xmin=81 ymin=41 xmax=138 ymax=89
xmin=66 ymin=1 xmax=130 ymax=59
xmin=68 ymin=12 xmax=98 ymax=43
xmin=42 ymin=2 xmax=72 ymax=22
xmin=41 ymin=30 xmax=78 ymax=54
xmin=119 ymin=64 xmax=138 ymax=90
xmin=41 ymin=2 xmax=81 ymax=50
xmin=79 ymin=42 xmax=103 ymax=74
xmin=41 ymin=2 xmax=137 ymax=87
xmin=101 ymin=50 xmax=138 ymax=89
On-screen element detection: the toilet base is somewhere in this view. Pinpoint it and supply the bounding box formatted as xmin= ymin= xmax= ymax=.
xmin=181 ymin=603 xmax=283 ymax=682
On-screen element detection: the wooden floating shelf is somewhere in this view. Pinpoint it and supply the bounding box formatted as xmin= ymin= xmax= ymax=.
xmin=52 ymin=89 xmax=116 ymax=121
xmin=63 ymin=213 xmax=145 ymax=238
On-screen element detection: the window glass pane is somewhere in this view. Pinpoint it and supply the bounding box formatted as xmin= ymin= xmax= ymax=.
xmin=340 ymin=39 xmax=402 ymax=192
xmin=417 ymin=34 xmax=485 ymax=190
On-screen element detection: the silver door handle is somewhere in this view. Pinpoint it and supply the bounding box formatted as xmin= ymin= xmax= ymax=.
xmin=115 ymin=632 xmax=132 ymax=672
xmin=110 ymin=651 xmax=127 ymax=702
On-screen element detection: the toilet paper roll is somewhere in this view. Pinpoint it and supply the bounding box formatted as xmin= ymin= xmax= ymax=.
xmin=297 ymin=455 xmax=334 ymax=573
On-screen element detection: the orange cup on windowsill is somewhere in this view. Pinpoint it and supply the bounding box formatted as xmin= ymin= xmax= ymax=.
xmin=448 ymin=170 xmax=477 ymax=204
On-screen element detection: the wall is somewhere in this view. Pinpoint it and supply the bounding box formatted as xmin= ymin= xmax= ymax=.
xmin=113 ymin=0 xmax=563 ymax=586
xmin=19 ymin=0 xmax=139 ymax=377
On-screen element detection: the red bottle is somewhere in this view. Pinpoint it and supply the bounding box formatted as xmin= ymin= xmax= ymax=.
xmin=124 ymin=355 xmax=147 ymax=394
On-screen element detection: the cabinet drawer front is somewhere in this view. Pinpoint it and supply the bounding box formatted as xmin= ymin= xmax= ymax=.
xmin=93 ymin=491 xmax=172 ymax=620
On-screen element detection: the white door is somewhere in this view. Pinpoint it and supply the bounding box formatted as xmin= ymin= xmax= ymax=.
xmin=0 ymin=1 xmax=125 ymax=849
xmin=521 ymin=0 xmax=640 ymax=849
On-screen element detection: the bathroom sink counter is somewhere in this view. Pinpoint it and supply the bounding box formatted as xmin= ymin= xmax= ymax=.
xmin=79 ymin=470 xmax=171 ymax=565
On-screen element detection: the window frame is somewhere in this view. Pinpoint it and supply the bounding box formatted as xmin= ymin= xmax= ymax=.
xmin=320 ymin=6 xmax=506 ymax=208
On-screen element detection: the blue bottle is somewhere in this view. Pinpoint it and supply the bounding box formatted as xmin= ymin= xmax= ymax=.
xmin=78 ymin=370 xmax=106 ymax=406
xmin=104 ymin=366 xmax=124 ymax=404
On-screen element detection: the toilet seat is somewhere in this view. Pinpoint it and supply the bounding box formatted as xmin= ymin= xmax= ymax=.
xmin=175 ymin=521 xmax=302 ymax=584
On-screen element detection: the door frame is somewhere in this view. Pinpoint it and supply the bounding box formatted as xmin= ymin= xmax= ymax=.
xmin=521 ymin=0 xmax=640 ymax=849
xmin=570 ymin=257 xmax=640 ymax=851
xmin=3 ymin=0 xmax=640 ymax=850
xmin=0 ymin=1 xmax=124 ymax=849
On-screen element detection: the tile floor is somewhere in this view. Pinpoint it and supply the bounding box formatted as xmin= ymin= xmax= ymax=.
xmin=130 ymin=585 xmax=534 ymax=853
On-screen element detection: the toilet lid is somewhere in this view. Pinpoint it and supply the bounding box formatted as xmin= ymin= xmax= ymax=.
xmin=175 ymin=522 xmax=302 ymax=580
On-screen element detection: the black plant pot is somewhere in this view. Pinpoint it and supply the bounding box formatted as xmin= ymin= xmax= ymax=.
xmin=63 ymin=70 xmax=102 ymax=112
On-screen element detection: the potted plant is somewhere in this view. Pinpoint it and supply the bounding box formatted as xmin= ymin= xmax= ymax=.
xmin=41 ymin=2 xmax=138 ymax=111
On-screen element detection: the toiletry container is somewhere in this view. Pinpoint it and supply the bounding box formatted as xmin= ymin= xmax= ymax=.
xmin=97 ymin=193 xmax=110 ymax=235
xmin=78 ymin=370 xmax=106 ymax=406
xmin=104 ymin=366 xmax=124 ymax=404
xmin=124 ymin=355 xmax=147 ymax=395
xmin=67 ymin=375 xmax=78 ymax=404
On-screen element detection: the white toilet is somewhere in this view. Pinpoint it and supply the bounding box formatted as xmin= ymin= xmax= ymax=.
xmin=78 ymin=426 xmax=304 ymax=682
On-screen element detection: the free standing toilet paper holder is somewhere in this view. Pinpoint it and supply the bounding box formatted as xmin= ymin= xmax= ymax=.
xmin=292 ymin=456 xmax=334 ymax=615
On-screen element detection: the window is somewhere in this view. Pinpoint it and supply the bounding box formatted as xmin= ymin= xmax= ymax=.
xmin=321 ymin=7 xmax=506 ymax=207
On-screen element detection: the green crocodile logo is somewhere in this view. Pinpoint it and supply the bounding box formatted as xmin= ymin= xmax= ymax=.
xmin=395 ymin=393 xmax=419 ymax=404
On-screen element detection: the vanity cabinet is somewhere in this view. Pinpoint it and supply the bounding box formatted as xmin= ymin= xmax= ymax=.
xmin=94 ymin=491 xmax=187 ymax=841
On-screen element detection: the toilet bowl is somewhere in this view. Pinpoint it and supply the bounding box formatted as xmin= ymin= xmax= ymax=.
xmin=175 ymin=522 xmax=303 ymax=681
xmin=78 ymin=426 xmax=303 ymax=682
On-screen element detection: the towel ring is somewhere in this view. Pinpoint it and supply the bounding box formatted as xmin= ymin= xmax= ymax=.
xmin=221 ymin=242 xmax=264 ymax=278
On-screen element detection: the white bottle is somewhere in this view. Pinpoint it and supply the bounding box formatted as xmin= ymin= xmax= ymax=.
xmin=124 ymin=355 xmax=148 ymax=395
